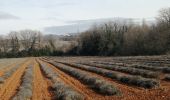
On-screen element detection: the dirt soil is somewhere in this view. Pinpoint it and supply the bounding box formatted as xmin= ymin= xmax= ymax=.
xmin=43 ymin=57 xmax=170 ymax=100
xmin=0 ymin=59 xmax=30 ymax=100
xmin=32 ymin=59 xmax=53 ymax=100
xmin=0 ymin=56 xmax=169 ymax=100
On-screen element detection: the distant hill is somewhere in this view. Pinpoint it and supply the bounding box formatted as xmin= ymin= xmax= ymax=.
xmin=43 ymin=17 xmax=155 ymax=35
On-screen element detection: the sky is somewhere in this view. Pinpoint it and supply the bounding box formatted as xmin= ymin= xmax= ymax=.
xmin=0 ymin=0 xmax=170 ymax=35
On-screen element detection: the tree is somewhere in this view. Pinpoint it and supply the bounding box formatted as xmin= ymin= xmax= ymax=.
xmin=8 ymin=31 xmax=20 ymax=54
xmin=78 ymin=25 xmax=101 ymax=55
xmin=45 ymin=34 xmax=57 ymax=52
xmin=0 ymin=35 xmax=9 ymax=53
xmin=19 ymin=30 xmax=42 ymax=51
xmin=157 ymin=7 xmax=170 ymax=52
xmin=157 ymin=7 xmax=170 ymax=28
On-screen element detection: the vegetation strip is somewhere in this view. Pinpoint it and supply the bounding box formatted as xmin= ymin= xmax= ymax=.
xmin=0 ymin=62 xmax=25 ymax=83
xmin=60 ymin=62 xmax=159 ymax=89
xmin=39 ymin=61 xmax=84 ymax=100
xmin=46 ymin=60 xmax=121 ymax=95
xmin=164 ymin=74 xmax=170 ymax=81
xmin=0 ymin=62 xmax=20 ymax=77
xmin=32 ymin=60 xmax=52 ymax=100
xmin=128 ymin=64 xmax=170 ymax=73
xmin=0 ymin=58 xmax=22 ymax=70
xmin=0 ymin=59 xmax=30 ymax=99
xmin=81 ymin=62 xmax=159 ymax=78
xmin=92 ymin=61 xmax=170 ymax=73
xmin=12 ymin=64 xmax=34 ymax=100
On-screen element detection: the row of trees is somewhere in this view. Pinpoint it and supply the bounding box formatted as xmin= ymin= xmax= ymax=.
xmin=69 ymin=7 xmax=170 ymax=56
xmin=0 ymin=30 xmax=40 ymax=57
xmin=0 ymin=30 xmax=65 ymax=57
xmin=0 ymin=7 xmax=170 ymax=57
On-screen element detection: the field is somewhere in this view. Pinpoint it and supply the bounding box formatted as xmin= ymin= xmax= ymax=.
xmin=0 ymin=56 xmax=170 ymax=100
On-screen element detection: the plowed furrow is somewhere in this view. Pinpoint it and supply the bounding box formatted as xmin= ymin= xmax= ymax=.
xmin=45 ymin=59 xmax=167 ymax=100
xmin=32 ymin=59 xmax=52 ymax=100
xmin=0 ymin=61 xmax=21 ymax=77
xmin=40 ymin=59 xmax=123 ymax=100
xmin=40 ymin=59 xmax=107 ymax=100
xmin=0 ymin=59 xmax=30 ymax=100
xmin=62 ymin=63 xmax=169 ymax=100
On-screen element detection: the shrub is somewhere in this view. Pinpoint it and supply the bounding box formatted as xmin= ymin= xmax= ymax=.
xmin=39 ymin=62 xmax=85 ymax=100
xmin=48 ymin=61 xmax=121 ymax=95
xmin=164 ymin=74 xmax=170 ymax=81
xmin=52 ymin=82 xmax=84 ymax=100
xmin=82 ymin=62 xmax=159 ymax=78
xmin=12 ymin=64 xmax=33 ymax=100
xmin=0 ymin=63 xmax=23 ymax=84
xmin=162 ymin=67 xmax=170 ymax=73
xmin=63 ymin=63 xmax=159 ymax=89
xmin=0 ymin=77 xmax=5 ymax=83
xmin=126 ymin=63 xmax=170 ymax=74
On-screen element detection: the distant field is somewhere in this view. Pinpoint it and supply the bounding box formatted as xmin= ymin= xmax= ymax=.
xmin=0 ymin=55 xmax=170 ymax=100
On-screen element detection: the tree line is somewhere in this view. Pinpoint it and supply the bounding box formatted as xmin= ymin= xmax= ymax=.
xmin=0 ymin=7 xmax=170 ymax=58
xmin=0 ymin=30 xmax=64 ymax=58
xmin=68 ymin=7 xmax=170 ymax=56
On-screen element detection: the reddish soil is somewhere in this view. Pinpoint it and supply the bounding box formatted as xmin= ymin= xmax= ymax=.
xmin=0 ymin=61 xmax=21 ymax=77
xmin=44 ymin=57 xmax=170 ymax=100
xmin=0 ymin=59 xmax=30 ymax=100
xmin=0 ymin=56 xmax=169 ymax=100
xmin=39 ymin=60 xmax=95 ymax=100
xmin=32 ymin=59 xmax=53 ymax=100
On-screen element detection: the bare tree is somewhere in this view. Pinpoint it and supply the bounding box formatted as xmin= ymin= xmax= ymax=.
xmin=157 ymin=8 xmax=170 ymax=52
xmin=157 ymin=7 xmax=170 ymax=28
xmin=0 ymin=35 xmax=9 ymax=53
xmin=19 ymin=30 xmax=42 ymax=51
xmin=44 ymin=34 xmax=57 ymax=52
xmin=8 ymin=31 xmax=20 ymax=53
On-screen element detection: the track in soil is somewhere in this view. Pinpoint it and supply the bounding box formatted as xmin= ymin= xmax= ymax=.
xmin=40 ymin=58 xmax=125 ymax=100
xmin=32 ymin=59 xmax=53 ymax=100
xmin=40 ymin=59 xmax=121 ymax=100
xmin=0 ymin=61 xmax=23 ymax=77
xmin=0 ymin=56 xmax=169 ymax=100
xmin=0 ymin=59 xmax=31 ymax=100
xmin=44 ymin=58 xmax=170 ymax=100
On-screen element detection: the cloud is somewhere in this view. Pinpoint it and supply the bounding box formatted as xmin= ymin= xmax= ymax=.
xmin=43 ymin=17 xmax=156 ymax=35
xmin=40 ymin=2 xmax=76 ymax=9
xmin=43 ymin=18 xmax=123 ymax=35
xmin=0 ymin=12 xmax=20 ymax=20
xmin=44 ymin=23 xmax=90 ymax=35
xmin=56 ymin=2 xmax=76 ymax=6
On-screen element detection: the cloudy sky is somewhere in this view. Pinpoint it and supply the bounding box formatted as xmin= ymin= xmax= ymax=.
xmin=0 ymin=0 xmax=170 ymax=35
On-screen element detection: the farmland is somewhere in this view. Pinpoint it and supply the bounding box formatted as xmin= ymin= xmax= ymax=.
xmin=0 ymin=56 xmax=170 ymax=100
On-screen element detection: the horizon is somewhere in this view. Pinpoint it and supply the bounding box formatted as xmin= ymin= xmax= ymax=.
xmin=0 ymin=0 xmax=170 ymax=35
